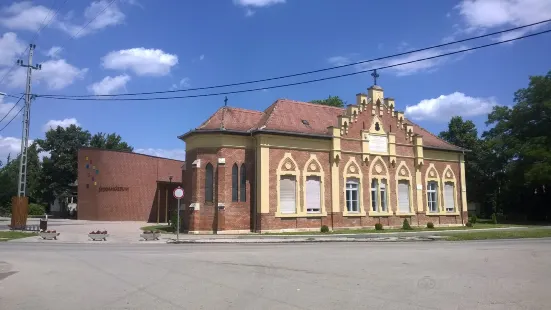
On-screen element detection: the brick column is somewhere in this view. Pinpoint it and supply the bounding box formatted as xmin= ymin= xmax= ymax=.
xmin=188 ymin=159 xmax=201 ymax=232
xmin=216 ymin=159 xmax=226 ymax=232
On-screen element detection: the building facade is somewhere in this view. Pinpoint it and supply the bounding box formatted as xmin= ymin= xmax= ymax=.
xmin=180 ymin=85 xmax=468 ymax=233
xmin=77 ymin=148 xmax=185 ymax=221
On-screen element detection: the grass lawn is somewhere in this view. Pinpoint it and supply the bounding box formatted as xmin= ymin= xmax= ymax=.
xmin=0 ymin=231 xmax=38 ymax=241
xmin=140 ymin=224 xmax=174 ymax=233
xmin=263 ymin=223 xmax=519 ymax=235
xmin=443 ymin=228 xmax=551 ymax=241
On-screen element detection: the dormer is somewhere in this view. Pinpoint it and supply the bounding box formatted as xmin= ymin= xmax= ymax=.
xmin=356 ymin=93 xmax=368 ymax=111
xmin=346 ymin=104 xmax=359 ymax=122
xmin=395 ymin=111 xmax=405 ymax=128
xmin=338 ymin=115 xmax=350 ymax=135
xmin=384 ymin=98 xmax=395 ymax=114
xmin=404 ymin=123 xmax=414 ymax=141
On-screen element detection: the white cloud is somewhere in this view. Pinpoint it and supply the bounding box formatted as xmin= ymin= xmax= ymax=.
xmin=0 ymin=32 xmax=26 ymax=66
xmin=5 ymin=59 xmax=88 ymax=90
xmin=328 ymin=45 xmax=469 ymax=77
xmin=234 ymin=0 xmax=285 ymax=7
xmin=45 ymin=46 xmax=62 ymax=58
xmin=0 ymin=0 xmax=126 ymax=38
xmin=88 ymin=75 xmax=130 ymax=95
xmin=170 ymin=77 xmax=190 ymax=90
xmin=455 ymin=0 xmax=551 ymax=41
xmin=0 ymin=135 xmax=22 ymax=163
xmin=134 ymin=148 xmax=186 ymax=161
xmin=102 ymin=48 xmax=178 ymax=76
xmin=234 ymin=0 xmax=285 ymax=16
xmin=245 ymin=9 xmax=255 ymax=17
xmin=0 ymin=135 xmax=49 ymax=161
xmin=405 ymin=92 xmax=498 ymax=122
xmin=0 ymin=95 xmax=19 ymax=121
xmin=58 ymin=0 xmax=125 ymax=38
xmin=199 ymin=54 xmax=205 ymax=61
xmin=0 ymin=2 xmax=54 ymax=31
xmin=42 ymin=118 xmax=80 ymax=132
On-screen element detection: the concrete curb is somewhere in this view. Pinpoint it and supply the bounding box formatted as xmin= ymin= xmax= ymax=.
xmin=166 ymin=236 xmax=443 ymax=244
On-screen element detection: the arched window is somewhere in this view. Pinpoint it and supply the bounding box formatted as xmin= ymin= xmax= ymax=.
xmin=240 ymin=164 xmax=247 ymax=202
xmin=205 ymin=163 xmax=214 ymax=202
xmin=232 ymin=164 xmax=238 ymax=202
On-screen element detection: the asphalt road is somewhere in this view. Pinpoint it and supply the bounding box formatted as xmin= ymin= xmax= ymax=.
xmin=1 ymin=240 xmax=550 ymax=310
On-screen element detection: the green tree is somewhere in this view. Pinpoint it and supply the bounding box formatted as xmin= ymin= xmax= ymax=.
xmin=439 ymin=116 xmax=487 ymax=205
xmin=35 ymin=125 xmax=92 ymax=205
xmin=35 ymin=126 xmax=134 ymax=206
xmin=483 ymin=70 xmax=551 ymax=220
xmin=90 ymin=132 xmax=133 ymax=151
xmin=0 ymin=144 xmax=41 ymax=213
xmin=310 ymin=95 xmax=345 ymax=108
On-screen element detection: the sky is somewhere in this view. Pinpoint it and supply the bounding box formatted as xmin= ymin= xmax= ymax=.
xmin=0 ymin=0 xmax=550 ymax=162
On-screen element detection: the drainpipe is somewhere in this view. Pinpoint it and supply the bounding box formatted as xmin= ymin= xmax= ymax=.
xmin=459 ymin=151 xmax=465 ymax=225
xmin=251 ymin=131 xmax=258 ymax=233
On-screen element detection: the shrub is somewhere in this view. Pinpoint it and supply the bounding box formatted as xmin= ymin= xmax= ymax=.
xmin=466 ymin=222 xmax=473 ymax=227
xmin=320 ymin=225 xmax=329 ymax=233
xmin=402 ymin=219 xmax=412 ymax=230
xmin=375 ymin=223 xmax=383 ymax=230
xmin=427 ymin=222 xmax=434 ymax=229
xmin=491 ymin=213 xmax=498 ymax=224
xmin=470 ymin=215 xmax=477 ymax=224
xmin=28 ymin=203 xmax=45 ymax=216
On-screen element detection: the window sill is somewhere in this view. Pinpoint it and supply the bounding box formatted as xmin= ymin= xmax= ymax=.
xmin=395 ymin=212 xmax=416 ymax=216
xmin=342 ymin=211 xmax=367 ymax=217
xmin=425 ymin=211 xmax=460 ymax=216
xmin=275 ymin=212 xmax=328 ymax=218
xmin=368 ymin=211 xmax=393 ymax=217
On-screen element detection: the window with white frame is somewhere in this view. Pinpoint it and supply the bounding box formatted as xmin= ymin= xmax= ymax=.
xmin=427 ymin=181 xmax=438 ymax=213
xmin=398 ymin=180 xmax=411 ymax=213
xmin=444 ymin=182 xmax=455 ymax=212
xmin=346 ymin=178 xmax=359 ymax=213
xmin=380 ymin=179 xmax=387 ymax=212
xmin=371 ymin=179 xmax=378 ymax=211
xmin=280 ymin=175 xmax=297 ymax=214
xmin=371 ymin=178 xmax=388 ymax=212
xmin=305 ymin=176 xmax=321 ymax=213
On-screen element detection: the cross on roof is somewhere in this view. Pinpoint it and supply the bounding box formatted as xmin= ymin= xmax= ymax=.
xmin=371 ymin=69 xmax=380 ymax=86
xmin=224 ymin=96 xmax=228 ymax=106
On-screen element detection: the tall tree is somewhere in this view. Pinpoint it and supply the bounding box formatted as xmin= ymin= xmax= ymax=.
xmin=0 ymin=143 xmax=41 ymax=211
xmin=35 ymin=125 xmax=92 ymax=204
xmin=439 ymin=117 xmax=486 ymax=206
xmin=483 ymin=70 xmax=551 ymax=220
xmin=310 ymin=95 xmax=345 ymax=108
xmin=90 ymin=132 xmax=133 ymax=151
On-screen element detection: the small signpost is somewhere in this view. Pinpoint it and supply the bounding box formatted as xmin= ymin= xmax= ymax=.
xmin=173 ymin=186 xmax=184 ymax=241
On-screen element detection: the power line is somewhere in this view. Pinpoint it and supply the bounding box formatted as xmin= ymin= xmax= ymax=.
xmin=0 ymin=95 xmax=25 ymax=124
xmin=0 ymin=0 xmax=67 ymax=86
xmin=39 ymin=18 xmax=551 ymax=99
xmin=39 ymin=28 xmax=551 ymax=102
xmin=0 ymin=104 xmax=24 ymax=133
xmin=45 ymin=0 xmax=118 ymax=60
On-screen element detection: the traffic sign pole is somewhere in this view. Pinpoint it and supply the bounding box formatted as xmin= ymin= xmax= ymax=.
xmin=177 ymin=199 xmax=180 ymax=241
xmin=172 ymin=186 xmax=184 ymax=241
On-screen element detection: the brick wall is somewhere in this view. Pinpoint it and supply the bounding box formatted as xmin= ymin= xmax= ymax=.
xmin=77 ymin=148 xmax=184 ymax=221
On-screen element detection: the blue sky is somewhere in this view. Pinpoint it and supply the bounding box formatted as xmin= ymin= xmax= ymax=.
xmin=0 ymin=0 xmax=550 ymax=161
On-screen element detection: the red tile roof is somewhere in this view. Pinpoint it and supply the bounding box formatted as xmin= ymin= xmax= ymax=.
xmin=190 ymin=99 xmax=463 ymax=151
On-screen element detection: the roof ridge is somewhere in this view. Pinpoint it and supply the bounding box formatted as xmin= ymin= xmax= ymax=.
xmin=256 ymin=100 xmax=280 ymax=129
xmin=278 ymin=99 xmax=346 ymax=110
xmin=197 ymin=106 xmax=224 ymax=129
xmin=404 ymin=117 xmax=462 ymax=150
xmin=226 ymin=106 xmax=263 ymax=114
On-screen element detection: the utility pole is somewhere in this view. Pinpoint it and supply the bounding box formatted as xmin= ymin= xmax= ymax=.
xmin=16 ymin=44 xmax=41 ymax=197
